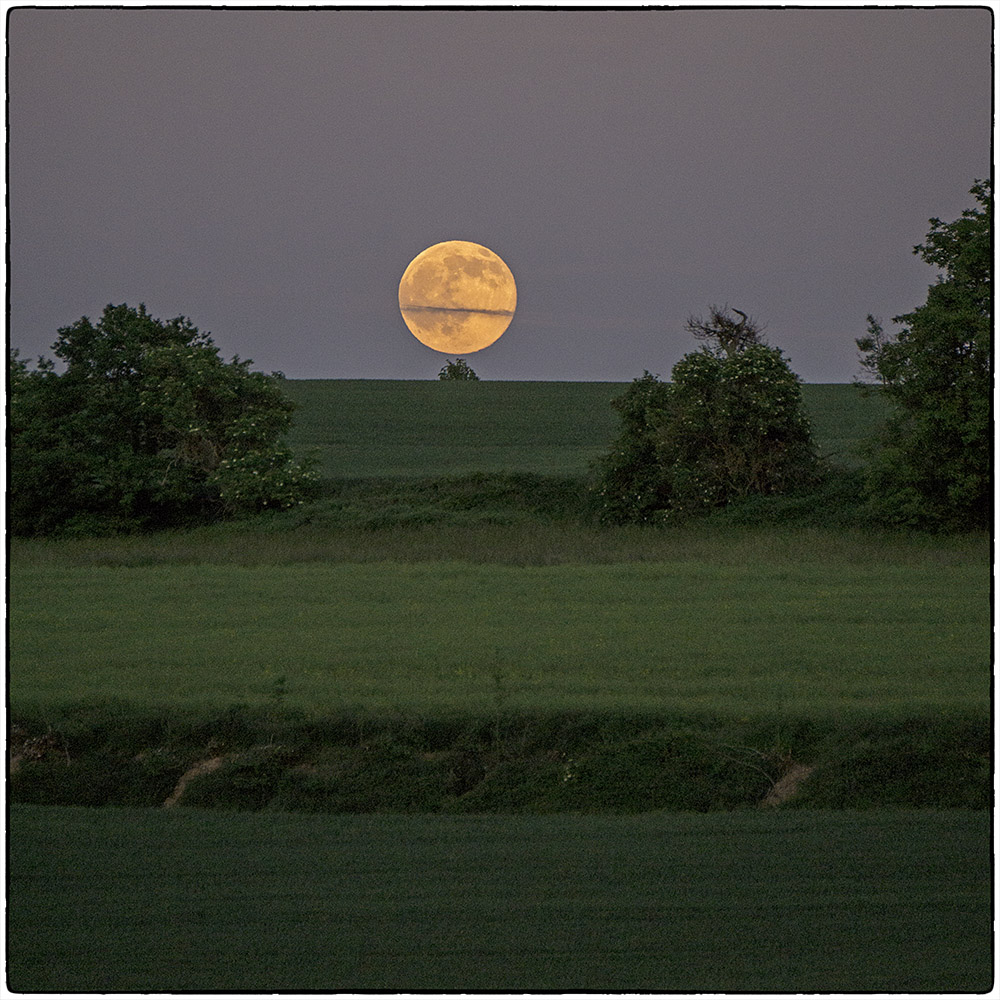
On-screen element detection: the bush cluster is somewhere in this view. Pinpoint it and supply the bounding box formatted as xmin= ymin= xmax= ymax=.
xmin=9 ymin=304 xmax=319 ymax=536
xmin=594 ymin=344 xmax=820 ymax=524
xmin=590 ymin=371 xmax=674 ymax=524
xmin=856 ymin=180 xmax=990 ymax=531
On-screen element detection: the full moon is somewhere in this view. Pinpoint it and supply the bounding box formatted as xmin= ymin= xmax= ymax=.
xmin=398 ymin=240 xmax=517 ymax=354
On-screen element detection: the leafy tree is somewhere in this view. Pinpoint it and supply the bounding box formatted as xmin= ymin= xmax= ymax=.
xmin=9 ymin=303 xmax=319 ymax=536
xmin=857 ymin=180 xmax=991 ymax=530
xmin=438 ymin=358 xmax=480 ymax=381
xmin=594 ymin=308 xmax=819 ymax=523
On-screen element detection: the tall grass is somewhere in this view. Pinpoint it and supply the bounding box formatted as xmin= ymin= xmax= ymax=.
xmin=10 ymin=701 xmax=989 ymax=813
xmin=11 ymin=517 xmax=988 ymax=569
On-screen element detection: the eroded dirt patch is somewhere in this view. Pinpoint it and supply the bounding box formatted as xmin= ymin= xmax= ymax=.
xmin=163 ymin=757 xmax=225 ymax=808
xmin=761 ymin=763 xmax=815 ymax=806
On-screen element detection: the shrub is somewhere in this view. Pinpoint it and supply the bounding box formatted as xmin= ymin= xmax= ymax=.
xmin=591 ymin=371 xmax=674 ymax=523
xmin=654 ymin=344 xmax=820 ymax=515
xmin=594 ymin=314 xmax=821 ymax=523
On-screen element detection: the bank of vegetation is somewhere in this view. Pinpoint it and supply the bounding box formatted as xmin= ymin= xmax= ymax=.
xmin=10 ymin=701 xmax=989 ymax=814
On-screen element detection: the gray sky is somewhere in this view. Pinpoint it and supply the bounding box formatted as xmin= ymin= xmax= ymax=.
xmin=7 ymin=6 xmax=992 ymax=382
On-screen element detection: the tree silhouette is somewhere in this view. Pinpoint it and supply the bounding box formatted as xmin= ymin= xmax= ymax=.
xmin=685 ymin=305 xmax=765 ymax=357
xmin=438 ymin=358 xmax=480 ymax=381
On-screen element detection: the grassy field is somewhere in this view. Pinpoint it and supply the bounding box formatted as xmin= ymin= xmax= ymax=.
xmin=9 ymin=804 xmax=990 ymax=993
xmin=282 ymin=379 xmax=889 ymax=477
xmin=8 ymin=378 xmax=989 ymax=790
xmin=797 ymin=382 xmax=890 ymax=467
xmin=9 ymin=545 xmax=989 ymax=716
xmin=283 ymin=379 xmax=625 ymax=477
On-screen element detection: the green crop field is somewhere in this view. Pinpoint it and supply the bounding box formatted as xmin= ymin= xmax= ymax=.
xmin=9 ymin=548 xmax=989 ymax=716
xmin=13 ymin=381 xmax=976 ymax=719
xmin=9 ymin=804 xmax=990 ymax=993
xmin=282 ymin=379 xmax=889 ymax=477
xmin=283 ymin=379 xmax=625 ymax=477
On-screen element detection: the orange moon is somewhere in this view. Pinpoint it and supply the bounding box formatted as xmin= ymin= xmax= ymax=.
xmin=398 ymin=240 xmax=517 ymax=354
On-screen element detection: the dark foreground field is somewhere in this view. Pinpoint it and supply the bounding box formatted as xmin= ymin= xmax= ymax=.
xmin=9 ymin=804 xmax=990 ymax=993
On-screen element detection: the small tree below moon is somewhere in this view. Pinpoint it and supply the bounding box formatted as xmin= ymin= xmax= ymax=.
xmin=438 ymin=358 xmax=480 ymax=381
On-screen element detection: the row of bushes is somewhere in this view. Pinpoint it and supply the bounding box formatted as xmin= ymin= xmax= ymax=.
xmin=10 ymin=702 xmax=989 ymax=813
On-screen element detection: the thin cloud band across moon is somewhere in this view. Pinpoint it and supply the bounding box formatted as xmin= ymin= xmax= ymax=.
xmin=399 ymin=240 xmax=517 ymax=354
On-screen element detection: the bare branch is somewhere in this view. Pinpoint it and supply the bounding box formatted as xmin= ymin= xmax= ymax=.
xmin=685 ymin=304 xmax=766 ymax=356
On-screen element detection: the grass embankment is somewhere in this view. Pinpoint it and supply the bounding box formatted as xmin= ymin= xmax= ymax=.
xmin=10 ymin=700 xmax=989 ymax=813
xmin=9 ymin=804 xmax=991 ymax=992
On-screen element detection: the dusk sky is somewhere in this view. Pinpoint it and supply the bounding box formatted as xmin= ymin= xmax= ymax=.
xmin=8 ymin=6 xmax=992 ymax=383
